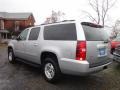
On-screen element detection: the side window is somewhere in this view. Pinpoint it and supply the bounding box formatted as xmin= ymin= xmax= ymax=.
xmin=44 ymin=23 xmax=77 ymax=40
xmin=19 ymin=29 xmax=29 ymax=40
xmin=28 ymin=27 xmax=40 ymax=40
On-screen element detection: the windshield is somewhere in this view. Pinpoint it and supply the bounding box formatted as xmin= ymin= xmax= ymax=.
xmin=82 ymin=25 xmax=109 ymax=41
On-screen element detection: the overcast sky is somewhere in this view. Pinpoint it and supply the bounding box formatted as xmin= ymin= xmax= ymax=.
xmin=0 ymin=0 xmax=120 ymax=26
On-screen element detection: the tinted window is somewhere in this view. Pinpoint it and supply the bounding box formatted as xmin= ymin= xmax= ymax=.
xmin=44 ymin=23 xmax=77 ymax=40
xmin=29 ymin=27 xmax=40 ymax=40
xmin=82 ymin=25 xmax=108 ymax=41
xmin=114 ymin=34 xmax=120 ymax=41
xmin=19 ymin=29 xmax=29 ymax=40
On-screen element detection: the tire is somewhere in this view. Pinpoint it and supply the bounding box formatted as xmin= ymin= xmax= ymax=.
xmin=8 ymin=49 xmax=16 ymax=63
xmin=43 ymin=57 xmax=61 ymax=83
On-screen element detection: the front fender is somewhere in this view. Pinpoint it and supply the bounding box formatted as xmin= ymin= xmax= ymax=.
xmin=8 ymin=40 xmax=16 ymax=52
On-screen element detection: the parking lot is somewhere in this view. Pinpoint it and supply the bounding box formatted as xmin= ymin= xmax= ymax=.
xmin=0 ymin=45 xmax=120 ymax=90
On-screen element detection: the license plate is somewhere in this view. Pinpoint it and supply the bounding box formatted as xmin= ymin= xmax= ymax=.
xmin=98 ymin=48 xmax=106 ymax=57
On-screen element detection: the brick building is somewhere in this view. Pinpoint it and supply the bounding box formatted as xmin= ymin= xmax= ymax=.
xmin=0 ymin=12 xmax=35 ymax=39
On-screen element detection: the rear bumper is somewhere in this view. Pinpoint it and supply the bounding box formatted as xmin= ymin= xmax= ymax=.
xmin=59 ymin=58 xmax=112 ymax=75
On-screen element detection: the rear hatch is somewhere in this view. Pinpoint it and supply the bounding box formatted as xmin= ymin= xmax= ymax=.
xmin=81 ymin=22 xmax=111 ymax=68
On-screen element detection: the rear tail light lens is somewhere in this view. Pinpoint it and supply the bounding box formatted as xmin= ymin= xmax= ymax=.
xmin=111 ymin=41 xmax=116 ymax=49
xmin=76 ymin=41 xmax=86 ymax=61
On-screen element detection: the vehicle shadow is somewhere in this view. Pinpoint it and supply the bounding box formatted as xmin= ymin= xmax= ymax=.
xmin=11 ymin=60 xmax=108 ymax=90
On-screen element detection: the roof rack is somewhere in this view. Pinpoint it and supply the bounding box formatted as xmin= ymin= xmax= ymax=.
xmin=40 ymin=22 xmax=59 ymax=25
xmin=61 ymin=20 xmax=75 ymax=22
xmin=40 ymin=20 xmax=75 ymax=25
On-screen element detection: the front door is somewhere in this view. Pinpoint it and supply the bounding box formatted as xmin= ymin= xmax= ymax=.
xmin=14 ymin=29 xmax=29 ymax=59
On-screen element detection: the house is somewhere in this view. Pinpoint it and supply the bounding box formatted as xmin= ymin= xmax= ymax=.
xmin=0 ymin=12 xmax=35 ymax=39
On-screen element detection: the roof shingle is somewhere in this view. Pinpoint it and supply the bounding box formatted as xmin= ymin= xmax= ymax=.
xmin=0 ymin=12 xmax=32 ymax=20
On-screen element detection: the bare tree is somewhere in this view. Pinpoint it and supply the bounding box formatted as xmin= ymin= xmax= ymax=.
xmin=111 ymin=20 xmax=120 ymax=38
xmin=44 ymin=10 xmax=65 ymax=24
xmin=51 ymin=10 xmax=58 ymax=23
xmin=84 ymin=0 xmax=117 ymax=26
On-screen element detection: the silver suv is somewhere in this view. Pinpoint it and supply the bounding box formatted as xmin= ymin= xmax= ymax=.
xmin=8 ymin=21 xmax=112 ymax=82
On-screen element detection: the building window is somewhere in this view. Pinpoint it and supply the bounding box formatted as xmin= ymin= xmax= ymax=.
xmin=29 ymin=22 xmax=32 ymax=26
xmin=0 ymin=20 xmax=4 ymax=30
xmin=0 ymin=20 xmax=1 ymax=29
xmin=15 ymin=21 xmax=19 ymax=31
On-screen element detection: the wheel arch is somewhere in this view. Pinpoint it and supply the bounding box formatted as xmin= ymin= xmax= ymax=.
xmin=40 ymin=51 xmax=59 ymax=66
xmin=8 ymin=46 xmax=13 ymax=52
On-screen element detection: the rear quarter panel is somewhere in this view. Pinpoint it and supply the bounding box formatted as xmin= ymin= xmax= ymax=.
xmin=40 ymin=41 xmax=77 ymax=61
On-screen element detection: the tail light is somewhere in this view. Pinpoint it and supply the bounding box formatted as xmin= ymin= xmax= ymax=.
xmin=76 ymin=41 xmax=86 ymax=61
xmin=111 ymin=41 xmax=117 ymax=49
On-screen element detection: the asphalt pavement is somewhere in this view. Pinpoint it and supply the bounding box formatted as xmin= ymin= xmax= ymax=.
xmin=0 ymin=45 xmax=120 ymax=90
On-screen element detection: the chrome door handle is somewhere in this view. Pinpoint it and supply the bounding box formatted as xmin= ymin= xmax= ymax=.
xmin=33 ymin=43 xmax=38 ymax=46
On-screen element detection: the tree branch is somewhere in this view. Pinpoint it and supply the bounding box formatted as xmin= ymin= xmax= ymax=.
xmin=84 ymin=0 xmax=117 ymax=26
xmin=82 ymin=11 xmax=98 ymax=23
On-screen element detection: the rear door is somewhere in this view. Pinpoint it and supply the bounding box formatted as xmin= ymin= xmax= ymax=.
xmin=24 ymin=27 xmax=41 ymax=64
xmin=81 ymin=24 xmax=111 ymax=68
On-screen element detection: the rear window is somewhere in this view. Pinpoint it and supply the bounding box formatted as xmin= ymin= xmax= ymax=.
xmin=81 ymin=23 xmax=108 ymax=41
xmin=44 ymin=23 xmax=77 ymax=40
xmin=113 ymin=34 xmax=120 ymax=41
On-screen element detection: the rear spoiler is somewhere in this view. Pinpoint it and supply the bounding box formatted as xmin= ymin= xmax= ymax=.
xmin=81 ymin=22 xmax=103 ymax=28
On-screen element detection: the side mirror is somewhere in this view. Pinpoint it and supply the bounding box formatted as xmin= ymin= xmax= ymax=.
xmin=16 ymin=36 xmax=21 ymax=41
xmin=11 ymin=36 xmax=17 ymax=40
